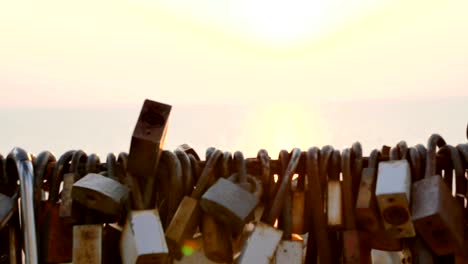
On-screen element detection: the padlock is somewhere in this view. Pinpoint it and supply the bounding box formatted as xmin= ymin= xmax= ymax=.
xmin=317 ymin=146 xmax=342 ymax=263
xmin=236 ymin=148 xmax=300 ymax=264
xmin=327 ymin=148 xmax=344 ymax=229
xmin=165 ymin=149 xmax=222 ymax=259
xmin=257 ymin=149 xmax=271 ymax=205
xmin=355 ymin=149 xmax=381 ymax=232
xmin=304 ymin=146 xmax=333 ymax=264
xmin=412 ymin=134 xmax=464 ymax=255
xmin=291 ymin=152 xmax=308 ymax=235
xmin=341 ymin=148 xmax=362 ymax=264
xmin=40 ymin=150 xmax=75 ymax=263
xmin=6 ymin=212 xmax=22 ymax=264
xmin=199 ymin=148 xmax=233 ymax=263
xmin=6 ymin=147 xmax=38 ymax=263
xmin=357 ymin=148 xmax=407 ymax=252
xmin=127 ymin=99 xmax=171 ymax=209
xmin=273 ymin=150 xmax=303 ymax=264
xmin=72 ymin=152 xmax=130 ymax=216
xmin=200 ymin=151 xmax=262 ymax=234
xmin=117 ymin=152 xmax=145 ymax=212
xmin=174 ymin=234 xmax=223 ymax=264
xmin=376 ymin=144 xmax=415 ymax=238
xmin=439 ymin=145 xmax=466 ymax=206
xmin=59 ymin=150 xmax=88 ymax=224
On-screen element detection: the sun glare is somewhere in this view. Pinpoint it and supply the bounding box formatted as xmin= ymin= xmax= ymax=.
xmin=135 ymin=0 xmax=393 ymax=48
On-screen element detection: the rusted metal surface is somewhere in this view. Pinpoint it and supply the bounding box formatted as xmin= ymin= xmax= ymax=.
xmin=412 ymin=134 xmax=464 ymax=255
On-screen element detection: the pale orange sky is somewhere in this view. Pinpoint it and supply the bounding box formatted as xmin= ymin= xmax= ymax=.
xmin=1 ymin=0 xmax=468 ymax=107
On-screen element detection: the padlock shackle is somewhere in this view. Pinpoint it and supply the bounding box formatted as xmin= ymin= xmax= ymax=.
xmin=177 ymin=143 xmax=201 ymax=161
xmin=351 ymin=142 xmax=363 ymax=198
xmin=7 ymin=147 xmax=38 ymax=264
xmin=221 ymin=151 xmax=232 ymax=179
xmin=175 ymin=150 xmax=194 ymax=197
xmin=191 ymin=149 xmax=222 ymax=199
xmin=49 ymin=150 xmax=75 ymax=203
xmin=320 ymin=145 xmax=334 ymax=190
xmin=234 ymin=151 xmax=247 ymax=184
xmin=189 ymin=153 xmax=202 ymax=184
xmin=85 ymin=153 xmax=101 ymax=174
xmin=117 ymin=152 xmax=145 ymax=210
xmin=69 ymin=150 xmax=87 ymax=177
xmin=162 ymin=150 xmax=183 ymax=224
xmin=397 ymin=141 xmax=408 ymax=160
xmin=328 ymin=149 xmax=341 ymax=181
xmin=341 ymin=148 xmax=356 ymax=229
xmin=33 ymin=151 xmax=56 ymax=214
xmin=408 ymin=147 xmax=422 ymax=182
xmin=415 ymin=144 xmax=427 ymax=178
xmin=106 ymin=153 xmax=118 ymax=181
xmin=305 ymin=146 xmax=332 ymax=264
xmin=257 ymin=149 xmax=271 ymax=204
xmin=263 ymin=148 xmax=301 ymax=226
xmin=390 ymin=146 xmax=400 ymax=161
xmin=278 ymin=150 xmax=293 ymax=239
xmin=426 ymin=134 xmax=447 ymax=178
xmin=368 ymin=149 xmax=381 ymax=169
xmin=439 ymin=145 xmax=465 ymax=197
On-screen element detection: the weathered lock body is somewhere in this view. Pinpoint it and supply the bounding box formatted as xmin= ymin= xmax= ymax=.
xmin=128 ymin=100 xmax=171 ymax=208
xmin=273 ymin=150 xmax=304 ymax=264
xmin=355 ymin=149 xmax=381 ymax=232
xmin=304 ymin=146 xmax=333 ymax=264
xmin=121 ymin=209 xmax=169 ymax=263
xmin=59 ymin=150 xmax=88 ymax=224
xmin=119 ymin=151 xmax=169 ymax=264
xmin=412 ymin=134 xmax=464 ymax=255
xmin=200 ymin=148 xmax=233 ymax=264
xmin=102 ymin=223 xmax=122 ymax=264
xmin=237 ymin=148 xmax=301 ymax=264
xmin=174 ymin=234 xmax=224 ymax=264
xmin=376 ymin=146 xmax=415 ymax=238
xmin=40 ymin=150 xmax=75 ymax=263
xmin=166 ymin=149 xmax=223 ymax=260
xmin=291 ymin=165 xmax=308 ymax=235
xmin=200 ymin=151 xmax=262 ymax=234
xmin=6 ymin=147 xmax=38 ymax=263
xmin=72 ymin=173 xmax=129 ymax=216
xmin=73 ymin=224 xmax=103 ymax=264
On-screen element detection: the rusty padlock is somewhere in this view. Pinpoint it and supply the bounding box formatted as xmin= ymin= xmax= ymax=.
xmin=304 ymin=146 xmax=332 ymax=264
xmin=162 ymin=150 xmax=184 ymax=227
xmin=40 ymin=150 xmax=75 ymax=263
xmin=0 ymin=163 xmax=19 ymax=230
xmin=72 ymin=153 xmax=130 ymax=217
xmin=127 ymin=99 xmax=171 ymax=209
xmin=200 ymin=151 xmax=262 ymax=234
xmin=59 ymin=150 xmax=88 ymax=224
xmin=376 ymin=143 xmax=415 ymax=238
xmin=355 ymin=149 xmax=381 ymax=232
xmin=120 ymin=163 xmax=169 ymax=263
xmin=236 ymin=148 xmax=300 ymax=264
xmin=200 ymin=148 xmax=233 ymax=263
xmin=72 ymin=210 xmax=103 ymax=264
xmin=291 ymin=151 xmax=308 ymax=235
xmin=273 ymin=150 xmax=303 ymax=264
xmin=165 ymin=149 xmax=222 ymax=259
xmin=6 ymin=147 xmax=38 ymax=263
xmin=412 ymin=134 xmax=464 ymax=255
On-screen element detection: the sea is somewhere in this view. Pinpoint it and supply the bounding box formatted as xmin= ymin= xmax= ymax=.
xmin=1 ymin=97 xmax=467 ymax=159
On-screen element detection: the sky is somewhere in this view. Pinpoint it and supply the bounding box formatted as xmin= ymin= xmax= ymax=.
xmin=1 ymin=0 xmax=468 ymax=107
